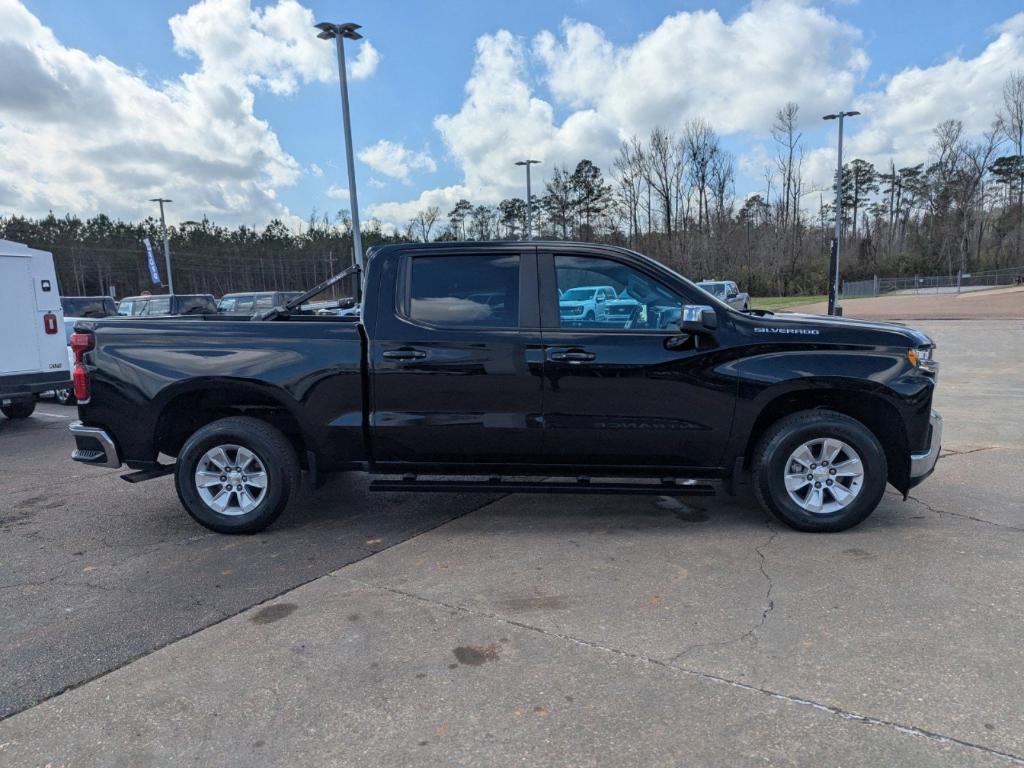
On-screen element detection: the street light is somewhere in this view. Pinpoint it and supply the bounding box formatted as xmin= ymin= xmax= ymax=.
xmin=316 ymin=21 xmax=364 ymax=273
xmin=514 ymin=159 xmax=541 ymax=240
xmin=149 ymin=198 xmax=174 ymax=294
xmin=822 ymin=110 xmax=860 ymax=316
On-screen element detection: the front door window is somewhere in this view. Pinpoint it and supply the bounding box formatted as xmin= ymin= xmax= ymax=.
xmin=555 ymin=255 xmax=682 ymax=331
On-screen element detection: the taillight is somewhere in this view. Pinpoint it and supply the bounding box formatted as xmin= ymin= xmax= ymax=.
xmin=43 ymin=313 xmax=58 ymax=334
xmin=70 ymin=332 xmax=95 ymax=361
xmin=73 ymin=364 xmax=90 ymax=401
xmin=70 ymin=332 xmax=95 ymax=402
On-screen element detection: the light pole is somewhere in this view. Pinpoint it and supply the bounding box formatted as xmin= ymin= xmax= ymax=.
xmin=316 ymin=21 xmax=364 ymax=272
xmin=822 ymin=111 xmax=860 ymax=316
xmin=149 ymin=198 xmax=174 ymax=294
xmin=515 ymin=159 xmax=541 ymax=240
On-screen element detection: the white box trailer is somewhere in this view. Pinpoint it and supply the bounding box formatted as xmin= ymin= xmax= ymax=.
xmin=0 ymin=239 xmax=69 ymax=419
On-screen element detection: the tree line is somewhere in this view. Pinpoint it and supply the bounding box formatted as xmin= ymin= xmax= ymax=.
xmin=0 ymin=210 xmax=396 ymax=299
xmin=3 ymin=73 xmax=1022 ymax=299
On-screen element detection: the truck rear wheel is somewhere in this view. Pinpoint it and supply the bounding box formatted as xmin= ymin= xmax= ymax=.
xmin=174 ymin=416 xmax=300 ymax=534
xmin=752 ymin=410 xmax=886 ymax=532
xmin=2 ymin=399 xmax=36 ymax=419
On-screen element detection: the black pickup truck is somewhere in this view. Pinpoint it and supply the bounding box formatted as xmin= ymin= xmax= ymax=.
xmin=69 ymin=241 xmax=941 ymax=534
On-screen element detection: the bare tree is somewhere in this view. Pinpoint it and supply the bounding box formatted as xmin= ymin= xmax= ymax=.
xmin=411 ymin=206 xmax=440 ymax=242
xmin=684 ymin=118 xmax=720 ymax=235
xmin=646 ymin=127 xmax=684 ymax=264
xmin=772 ymin=103 xmax=803 ymax=231
xmin=614 ymin=138 xmax=646 ymax=249
xmin=999 ymin=71 xmax=1024 ymax=260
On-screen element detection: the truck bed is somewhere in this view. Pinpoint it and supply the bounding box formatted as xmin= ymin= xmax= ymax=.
xmin=77 ymin=316 xmax=366 ymax=469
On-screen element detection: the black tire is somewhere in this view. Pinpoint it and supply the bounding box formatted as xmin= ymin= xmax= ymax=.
xmin=174 ymin=416 xmax=300 ymax=534
xmin=2 ymin=400 xmax=36 ymax=419
xmin=752 ymin=409 xmax=886 ymax=533
xmin=584 ymin=311 xmax=595 ymax=321
xmin=55 ymin=387 xmax=77 ymax=406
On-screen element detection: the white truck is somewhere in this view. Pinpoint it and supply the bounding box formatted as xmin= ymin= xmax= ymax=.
xmin=0 ymin=240 xmax=69 ymax=420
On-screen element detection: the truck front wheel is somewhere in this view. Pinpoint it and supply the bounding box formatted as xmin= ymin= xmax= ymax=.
xmin=174 ymin=416 xmax=300 ymax=534
xmin=752 ymin=410 xmax=887 ymax=532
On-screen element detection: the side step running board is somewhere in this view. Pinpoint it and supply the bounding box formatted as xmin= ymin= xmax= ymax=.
xmin=369 ymin=476 xmax=716 ymax=496
xmin=121 ymin=464 xmax=175 ymax=483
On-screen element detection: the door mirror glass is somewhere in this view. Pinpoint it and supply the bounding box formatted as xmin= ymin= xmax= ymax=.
xmin=677 ymin=304 xmax=718 ymax=332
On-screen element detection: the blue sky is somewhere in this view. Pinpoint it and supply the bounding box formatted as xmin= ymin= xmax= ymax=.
xmin=5 ymin=0 xmax=1024 ymax=230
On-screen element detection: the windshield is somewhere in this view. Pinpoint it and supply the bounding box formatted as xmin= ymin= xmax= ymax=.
xmin=62 ymin=297 xmax=117 ymax=318
xmin=562 ymin=288 xmax=596 ymax=301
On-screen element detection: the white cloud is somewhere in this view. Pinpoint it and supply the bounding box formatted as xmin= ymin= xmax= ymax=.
xmin=374 ymin=3 xmax=1024 ymax=229
xmin=357 ymin=139 xmax=436 ymax=183
xmin=0 ymin=0 xmax=377 ymax=226
xmin=535 ymin=4 xmax=867 ymax=135
xmin=803 ymin=11 xmax=1024 ymax=190
xmin=432 ymin=30 xmax=618 ymax=198
xmin=350 ymin=41 xmax=380 ymax=80
xmin=309 ymin=162 xmax=324 ymax=177
xmin=326 ymin=184 xmax=349 ymax=199
xmin=367 ymin=185 xmax=471 ymax=226
xmin=378 ymin=1 xmax=867 ymax=226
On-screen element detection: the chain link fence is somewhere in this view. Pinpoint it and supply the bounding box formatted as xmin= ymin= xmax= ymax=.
xmin=842 ymin=265 xmax=1024 ymax=297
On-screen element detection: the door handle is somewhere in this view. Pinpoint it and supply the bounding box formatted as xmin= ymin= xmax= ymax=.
xmin=382 ymin=348 xmax=427 ymax=361
xmin=549 ymin=349 xmax=596 ymax=363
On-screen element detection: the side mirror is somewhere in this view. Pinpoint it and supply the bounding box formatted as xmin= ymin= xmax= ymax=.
xmin=727 ymin=291 xmax=739 ymax=300
xmin=677 ymin=304 xmax=718 ymax=333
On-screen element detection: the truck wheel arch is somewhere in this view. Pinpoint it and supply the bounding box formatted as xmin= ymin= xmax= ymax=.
xmin=742 ymin=387 xmax=911 ymax=493
xmin=154 ymin=381 xmax=309 ymax=464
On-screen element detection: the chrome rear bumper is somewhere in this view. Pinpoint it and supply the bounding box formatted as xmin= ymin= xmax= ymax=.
xmin=909 ymin=410 xmax=942 ymax=482
xmin=69 ymin=421 xmax=121 ymax=468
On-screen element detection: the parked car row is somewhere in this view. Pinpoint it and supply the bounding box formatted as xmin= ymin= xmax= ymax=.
xmin=57 ymin=290 xmax=349 ymax=321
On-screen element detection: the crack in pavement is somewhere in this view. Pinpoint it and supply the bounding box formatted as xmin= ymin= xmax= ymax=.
xmin=939 ymin=446 xmax=997 ymax=458
xmin=905 ymin=494 xmax=1024 ymax=533
xmin=339 ymin=574 xmax=1024 ymax=766
xmin=670 ymin=520 xmax=778 ymax=662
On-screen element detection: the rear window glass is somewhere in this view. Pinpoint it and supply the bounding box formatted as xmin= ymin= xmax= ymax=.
xmin=145 ymin=297 xmax=171 ymax=315
xmin=409 ymin=255 xmax=519 ymax=328
xmin=177 ymin=295 xmax=216 ymax=315
xmin=62 ymin=297 xmax=117 ymax=318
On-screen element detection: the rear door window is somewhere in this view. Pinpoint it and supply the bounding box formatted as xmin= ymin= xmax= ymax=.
xmin=407 ymin=254 xmax=519 ymax=328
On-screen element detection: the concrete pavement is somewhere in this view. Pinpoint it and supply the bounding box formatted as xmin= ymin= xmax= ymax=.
xmin=0 ymin=403 xmax=498 ymax=720
xmin=783 ymin=285 xmax=1024 ymax=320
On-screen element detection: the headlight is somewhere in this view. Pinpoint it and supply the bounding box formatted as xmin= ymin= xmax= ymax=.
xmin=907 ymin=346 xmax=939 ymax=374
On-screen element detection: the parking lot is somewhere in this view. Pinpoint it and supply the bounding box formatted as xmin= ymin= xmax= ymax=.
xmin=1 ymin=315 xmax=1022 ymax=766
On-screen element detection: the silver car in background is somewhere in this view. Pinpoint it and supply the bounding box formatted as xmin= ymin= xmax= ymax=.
xmin=698 ymin=280 xmax=749 ymax=311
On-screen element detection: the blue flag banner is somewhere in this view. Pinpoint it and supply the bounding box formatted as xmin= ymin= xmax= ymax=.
xmin=143 ymin=238 xmax=161 ymax=285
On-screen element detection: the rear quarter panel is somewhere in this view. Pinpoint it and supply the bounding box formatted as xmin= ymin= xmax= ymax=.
xmin=78 ymin=318 xmax=364 ymax=467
